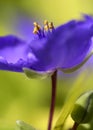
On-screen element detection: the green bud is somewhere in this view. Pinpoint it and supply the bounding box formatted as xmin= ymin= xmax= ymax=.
xmin=16 ymin=120 xmax=37 ymax=130
xmin=23 ymin=67 xmax=54 ymax=79
xmin=71 ymin=90 xmax=93 ymax=124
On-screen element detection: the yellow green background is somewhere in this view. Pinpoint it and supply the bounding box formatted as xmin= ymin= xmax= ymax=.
xmin=0 ymin=1 xmax=93 ymax=130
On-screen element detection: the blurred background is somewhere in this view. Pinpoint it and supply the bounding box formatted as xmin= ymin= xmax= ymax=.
xmin=0 ymin=0 xmax=93 ymax=130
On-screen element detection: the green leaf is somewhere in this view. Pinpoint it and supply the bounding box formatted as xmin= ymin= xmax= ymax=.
xmin=77 ymin=113 xmax=93 ymax=130
xmin=23 ymin=68 xmax=54 ymax=79
xmin=16 ymin=120 xmax=37 ymax=130
xmin=61 ymin=50 xmax=93 ymax=73
xmin=54 ymin=71 xmax=93 ymax=130
xmin=77 ymin=124 xmax=90 ymax=130
xmin=71 ymin=90 xmax=93 ymax=124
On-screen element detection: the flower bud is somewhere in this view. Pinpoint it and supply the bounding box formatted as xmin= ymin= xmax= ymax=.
xmin=71 ymin=90 xmax=93 ymax=124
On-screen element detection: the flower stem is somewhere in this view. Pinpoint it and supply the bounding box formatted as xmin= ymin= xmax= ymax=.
xmin=48 ymin=71 xmax=57 ymax=130
xmin=71 ymin=122 xmax=79 ymax=130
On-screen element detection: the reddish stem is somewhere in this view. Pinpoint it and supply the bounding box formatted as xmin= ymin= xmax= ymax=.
xmin=48 ymin=71 xmax=57 ymax=130
xmin=71 ymin=122 xmax=79 ymax=130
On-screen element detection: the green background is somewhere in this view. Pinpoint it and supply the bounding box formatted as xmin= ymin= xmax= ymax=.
xmin=0 ymin=0 xmax=93 ymax=130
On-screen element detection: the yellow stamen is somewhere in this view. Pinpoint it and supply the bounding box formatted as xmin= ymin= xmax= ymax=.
xmin=33 ymin=20 xmax=54 ymax=35
xmin=33 ymin=22 xmax=38 ymax=26
xmin=44 ymin=20 xmax=48 ymax=25
xmin=44 ymin=20 xmax=49 ymax=31
xmin=48 ymin=22 xmax=54 ymax=30
xmin=33 ymin=22 xmax=41 ymax=34
xmin=33 ymin=27 xmax=39 ymax=34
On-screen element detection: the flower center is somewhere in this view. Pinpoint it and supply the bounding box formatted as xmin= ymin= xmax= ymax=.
xmin=33 ymin=20 xmax=54 ymax=38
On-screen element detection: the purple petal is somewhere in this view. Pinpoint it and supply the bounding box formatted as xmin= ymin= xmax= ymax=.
xmin=0 ymin=35 xmax=27 ymax=63
xmin=13 ymin=15 xmax=34 ymax=41
xmin=29 ymin=18 xmax=93 ymax=71
xmin=0 ymin=15 xmax=93 ymax=73
xmin=0 ymin=35 xmax=36 ymax=72
xmin=56 ymin=20 xmax=93 ymax=69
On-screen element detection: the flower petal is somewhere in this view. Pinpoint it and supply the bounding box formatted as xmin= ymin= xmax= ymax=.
xmin=29 ymin=17 xmax=93 ymax=71
xmin=61 ymin=50 xmax=93 ymax=73
xmin=0 ymin=35 xmax=33 ymax=72
xmin=0 ymin=16 xmax=93 ymax=73
xmin=11 ymin=13 xmax=34 ymax=41
xmin=57 ymin=20 xmax=93 ymax=69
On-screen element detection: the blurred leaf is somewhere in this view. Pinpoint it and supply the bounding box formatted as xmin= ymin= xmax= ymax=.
xmin=16 ymin=120 xmax=37 ymax=130
xmin=71 ymin=90 xmax=93 ymax=124
xmin=77 ymin=118 xmax=93 ymax=130
xmin=54 ymin=71 xmax=93 ymax=130
xmin=77 ymin=124 xmax=90 ymax=130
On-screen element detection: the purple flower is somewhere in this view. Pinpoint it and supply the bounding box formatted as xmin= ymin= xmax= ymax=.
xmin=0 ymin=15 xmax=93 ymax=77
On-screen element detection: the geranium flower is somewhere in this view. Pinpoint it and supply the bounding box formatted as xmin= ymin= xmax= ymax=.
xmin=0 ymin=15 xmax=93 ymax=78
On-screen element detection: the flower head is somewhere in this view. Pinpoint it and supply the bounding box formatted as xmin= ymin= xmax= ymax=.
xmin=0 ymin=15 xmax=93 ymax=77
